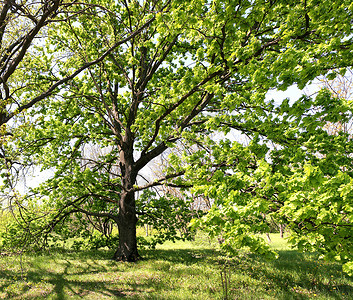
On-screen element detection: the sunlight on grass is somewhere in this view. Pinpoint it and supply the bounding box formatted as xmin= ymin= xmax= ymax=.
xmin=0 ymin=233 xmax=352 ymax=299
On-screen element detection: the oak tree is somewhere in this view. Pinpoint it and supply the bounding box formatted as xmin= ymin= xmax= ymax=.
xmin=2 ymin=0 xmax=353 ymax=264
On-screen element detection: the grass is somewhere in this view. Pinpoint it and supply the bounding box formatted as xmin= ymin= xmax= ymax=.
xmin=0 ymin=233 xmax=352 ymax=299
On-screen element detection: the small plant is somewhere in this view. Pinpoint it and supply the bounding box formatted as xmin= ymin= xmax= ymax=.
xmin=220 ymin=262 xmax=232 ymax=300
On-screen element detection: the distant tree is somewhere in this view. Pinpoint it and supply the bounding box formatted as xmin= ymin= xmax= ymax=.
xmin=321 ymin=69 xmax=353 ymax=136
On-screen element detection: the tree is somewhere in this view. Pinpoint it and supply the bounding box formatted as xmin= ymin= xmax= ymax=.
xmin=0 ymin=0 xmax=157 ymax=224
xmin=3 ymin=0 xmax=353 ymax=262
xmin=0 ymin=0 xmax=154 ymax=176
xmin=321 ymin=68 xmax=353 ymax=136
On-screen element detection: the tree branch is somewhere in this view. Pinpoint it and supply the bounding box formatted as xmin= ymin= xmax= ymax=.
xmin=132 ymin=171 xmax=187 ymax=192
xmin=140 ymin=70 xmax=224 ymax=157
xmin=1 ymin=15 xmax=156 ymax=126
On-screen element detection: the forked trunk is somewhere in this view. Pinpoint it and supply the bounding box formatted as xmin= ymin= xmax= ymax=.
xmin=112 ymin=125 xmax=145 ymax=262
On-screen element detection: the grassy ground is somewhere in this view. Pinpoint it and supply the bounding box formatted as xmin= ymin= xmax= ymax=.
xmin=0 ymin=234 xmax=352 ymax=299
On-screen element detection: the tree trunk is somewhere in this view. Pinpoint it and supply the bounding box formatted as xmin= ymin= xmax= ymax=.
xmin=279 ymin=224 xmax=286 ymax=238
xmin=113 ymin=190 xmax=140 ymax=262
xmin=113 ymin=142 xmax=140 ymax=262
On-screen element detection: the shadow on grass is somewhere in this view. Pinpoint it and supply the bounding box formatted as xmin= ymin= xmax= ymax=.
xmin=0 ymin=269 xmax=135 ymax=299
xmin=0 ymin=248 xmax=352 ymax=299
xmin=0 ymin=249 xmax=157 ymax=299
xmin=0 ymin=248 xmax=217 ymax=299
xmin=0 ymin=266 xmax=159 ymax=299
xmin=229 ymin=249 xmax=353 ymax=299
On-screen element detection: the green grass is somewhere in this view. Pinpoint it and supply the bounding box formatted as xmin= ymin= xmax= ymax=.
xmin=0 ymin=234 xmax=352 ymax=299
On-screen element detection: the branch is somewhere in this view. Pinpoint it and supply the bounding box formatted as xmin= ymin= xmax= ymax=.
xmin=0 ymin=1 xmax=10 ymax=47
xmin=72 ymin=205 xmax=119 ymax=221
xmin=135 ymin=135 xmax=179 ymax=171
xmin=139 ymin=34 xmax=179 ymax=92
xmin=178 ymin=92 xmax=214 ymax=132
xmin=86 ymin=192 xmax=121 ymax=204
xmin=1 ymin=15 xmax=156 ymax=126
xmin=140 ymin=69 xmax=224 ymax=156
xmin=132 ymin=170 xmax=187 ymax=192
xmin=1 ymin=0 xmax=61 ymax=83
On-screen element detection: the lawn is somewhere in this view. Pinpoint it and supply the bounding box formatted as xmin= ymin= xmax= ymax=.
xmin=0 ymin=233 xmax=352 ymax=299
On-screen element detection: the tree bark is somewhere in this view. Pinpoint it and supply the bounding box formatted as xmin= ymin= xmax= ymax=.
xmin=113 ymin=189 xmax=139 ymax=261
xmin=113 ymin=140 xmax=140 ymax=262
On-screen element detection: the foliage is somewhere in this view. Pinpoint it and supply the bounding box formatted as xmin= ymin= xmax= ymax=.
xmin=1 ymin=0 xmax=353 ymax=262
xmin=188 ymin=85 xmax=353 ymax=273
xmin=137 ymin=190 xmax=199 ymax=248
